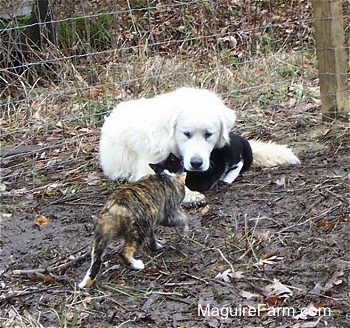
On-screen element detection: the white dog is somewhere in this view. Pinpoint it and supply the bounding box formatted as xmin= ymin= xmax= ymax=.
xmin=99 ymin=87 xmax=299 ymax=205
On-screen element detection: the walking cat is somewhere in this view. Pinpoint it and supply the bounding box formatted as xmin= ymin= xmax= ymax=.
xmin=79 ymin=154 xmax=188 ymax=288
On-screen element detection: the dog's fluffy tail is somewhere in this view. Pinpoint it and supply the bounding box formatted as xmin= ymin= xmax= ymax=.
xmin=248 ymin=140 xmax=300 ymax=167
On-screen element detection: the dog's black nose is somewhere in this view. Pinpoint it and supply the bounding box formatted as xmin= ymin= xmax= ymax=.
xmin=190 ymin=157 xmax=203 ymax=170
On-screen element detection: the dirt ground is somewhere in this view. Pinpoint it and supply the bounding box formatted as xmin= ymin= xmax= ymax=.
xmin=0 ymin=107 xmax=349 ymax=327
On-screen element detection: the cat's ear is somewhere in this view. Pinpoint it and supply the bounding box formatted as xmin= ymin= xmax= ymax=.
xmin=168 ymin=153 xmax=180 ymax=162
xmin=149 ymin=163 xmax=163 ymax=175
xmin=167 ymin=153 xmax=184 ymax=174
xmin=179 ymin=172 xmax=187 ymax=184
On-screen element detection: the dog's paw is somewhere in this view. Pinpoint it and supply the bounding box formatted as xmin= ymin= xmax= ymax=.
xmin=182 ymin=191 xmax=206 ymax=208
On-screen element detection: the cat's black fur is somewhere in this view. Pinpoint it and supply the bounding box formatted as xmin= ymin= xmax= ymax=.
xmin=163 ymin=134 xmax=253 ymax=191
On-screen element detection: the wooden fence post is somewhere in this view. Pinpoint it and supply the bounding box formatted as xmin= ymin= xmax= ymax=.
xmin=312 ymin=0 xmax=349 ymax=121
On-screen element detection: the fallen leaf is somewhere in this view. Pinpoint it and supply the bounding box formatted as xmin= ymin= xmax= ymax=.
xmin=315 ymin=220 xmax=335 ymax=228
xmin=0 ymin=183 xmax=6 ymax=192
xmin=88 ymin=88 xmax=103 ymax=99
xmin=261 ymin=251 xmax=277 ymax=260
xmin=324 ymin=270 xmax=344 ymax=290
xmin=265 ymin=278 xmax=293 ymax=299
xmin=293 ymin=303 xmax=324 ymax=321
xmin=0 ymin=213 xmax=12 ymax=220
xmin=27 ymin=272 xmax=53 ymax=284
xmin=310 ymin=270 xmax=344 ymax=295
xmin=71 ymin=176 xmax=83 ymax=183
xmin=310 ymin=282 xmax=322 ymax=294
xmin=239 ymin=290 xmax=261 ymax=300
xmin=292 ymin=321 xmax=320 ymax=328
xmin=35 ymin=215 xmax=49 ymax=226
xmin=323 ymin=290 xmax=332 ymax=297
xmin=314 ymin=302 xmax=333 ymax=308
xmin=274 ymin=176 xmax=287 ymax=187
xmin=256 ymin=253 xmax=283 ymax=266
xmin=264 ymin=295 xmax=283 ymax=306
xmin=213 ymin=268 xmax=244 ymax=282
xmin=257 ymin=230 xmax=272 ymax=242
xmin=218 ymin=35 xmax=237 ymax=48
xmin=44 ymin=182 xmax=67 ymax=197
xmin=86 ymin=172 xmax=101 ymax=186
xmin=44 ymin=187 xmax=58 ymax=197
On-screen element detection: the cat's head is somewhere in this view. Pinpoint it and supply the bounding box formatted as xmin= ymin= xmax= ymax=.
xmin=149 ymin=153 xmax=186 ymax=183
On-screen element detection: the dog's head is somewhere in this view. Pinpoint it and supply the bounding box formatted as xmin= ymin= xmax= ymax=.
xmin=171 ymin=96 xmax=236 ymax=172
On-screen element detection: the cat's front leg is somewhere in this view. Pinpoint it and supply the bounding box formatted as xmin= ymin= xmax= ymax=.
xmin=161 ymin=211 xmax=189 ymax=235
xmin=176 ymin=218 xmax=189 ymax=236
xmin=149 ymin=231 xmax=163 ymax=251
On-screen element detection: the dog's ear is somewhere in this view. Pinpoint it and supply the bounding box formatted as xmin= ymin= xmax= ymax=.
xmin=169 ymin=110 xmax=181 ymax=140
xmin=217 ymin=107 xmax=236 ymax=148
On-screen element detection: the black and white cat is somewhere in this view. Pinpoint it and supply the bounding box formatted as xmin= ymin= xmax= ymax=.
xmin=163 ymin=134 xmax=253 ymax=192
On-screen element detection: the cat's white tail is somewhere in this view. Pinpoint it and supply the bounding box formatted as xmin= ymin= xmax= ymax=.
xmin=248 ymin=140 xmax=300 ymax=167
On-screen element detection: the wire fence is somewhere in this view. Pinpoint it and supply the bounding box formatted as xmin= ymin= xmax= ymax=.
xmin=0 ymin=0 xmax=323 ymax=105
xmin=0 ymin=0 xmax=349 ymax=187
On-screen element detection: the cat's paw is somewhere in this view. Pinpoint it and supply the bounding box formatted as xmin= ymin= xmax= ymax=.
xmin=182 ymin=191 xmax=206 ymax=208
xmin=177 ymin=223 xmax=189 ymax=236
xmin=153 ymin=241 xmax=163 ymax=251
xmin=78 ymin=275 xmax=93 ymax=288
xmin=130 ymin=259 xmax=145 ymax=270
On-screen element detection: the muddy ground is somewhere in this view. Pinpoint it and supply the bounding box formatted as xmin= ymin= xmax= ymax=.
xmin=0 ymin=110 xmax=349 ymax=327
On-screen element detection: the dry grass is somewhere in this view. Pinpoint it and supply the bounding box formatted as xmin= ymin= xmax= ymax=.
xmin=1 ymin=49 xmax=318 ymax=138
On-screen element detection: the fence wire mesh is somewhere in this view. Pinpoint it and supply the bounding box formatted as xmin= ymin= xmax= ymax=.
xmin=0 ymin=0 xmax=349 ymax=184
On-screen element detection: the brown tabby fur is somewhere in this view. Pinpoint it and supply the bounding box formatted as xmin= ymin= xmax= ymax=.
xmin=79 ymin=168 xmax=187 ymax=288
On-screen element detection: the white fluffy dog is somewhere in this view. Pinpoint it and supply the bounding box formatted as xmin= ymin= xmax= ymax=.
xmin=99 ymin=87 xmax=299 ymax=205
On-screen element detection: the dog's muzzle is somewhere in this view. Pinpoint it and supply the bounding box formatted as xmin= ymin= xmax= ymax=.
xmin=189 ymin=156 xmax=204 ymax=170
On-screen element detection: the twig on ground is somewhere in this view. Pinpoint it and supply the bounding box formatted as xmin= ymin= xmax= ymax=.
xmin=164 ymin=295 xmax=193 ymax=305
xmin=181 ymin=272 xmax=209 ymax=284
xmin=12 ymin=251 xmax=90 ymax=276
xmin=0 ymin=287 xmax=74 ymax=304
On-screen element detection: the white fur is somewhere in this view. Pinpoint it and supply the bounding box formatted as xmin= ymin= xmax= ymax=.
xmin=183 ymin=186 xmax=206 ymax=206
xmin=130 ymin=259 xmax=145 ymax=270
xmin=222 ymin=160 xmax=244 ymax=183
xmin=99 ymin=87 xmax=300 ymax=203
xmin=78 ymin=270 xmax=92 ymax=288
xmin=99 ymin=87 xmax=236 ymax=204
xmin=249 ymin=140 xmax=300 ymax=167
xmin=154 ymin=241 xmax=163 ymax=249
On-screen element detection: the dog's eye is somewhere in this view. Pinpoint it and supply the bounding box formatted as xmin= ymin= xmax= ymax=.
xmin=204 ymin=131 xmax=213 ymax=139
xmin=183 ymin=131 xmax=192 ymax=138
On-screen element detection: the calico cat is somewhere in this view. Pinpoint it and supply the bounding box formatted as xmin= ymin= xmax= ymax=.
xmin=79 ymin=154 xmax=188 ymax=288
